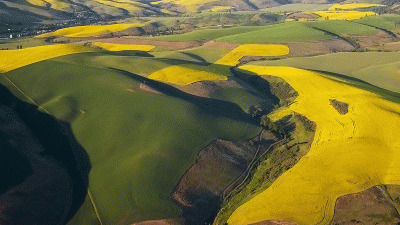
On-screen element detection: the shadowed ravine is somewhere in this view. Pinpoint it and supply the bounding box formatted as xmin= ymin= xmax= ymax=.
xmin=0 ymin=84 xmax=90 ymax=225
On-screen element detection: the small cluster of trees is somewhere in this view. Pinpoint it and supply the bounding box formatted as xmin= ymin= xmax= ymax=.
xmin=260 ymin=115 xmax=285 ymax=135
xmin=16 ymin=45 xmax=23 ymax=49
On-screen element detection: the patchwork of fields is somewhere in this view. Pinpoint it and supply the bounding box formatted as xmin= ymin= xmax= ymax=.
xmin=3 ymin=3 xmax=400 ymax=225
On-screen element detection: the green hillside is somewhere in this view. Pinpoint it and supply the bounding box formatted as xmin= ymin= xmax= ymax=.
xmin=0 ymin=51 xmax=261 ymax=224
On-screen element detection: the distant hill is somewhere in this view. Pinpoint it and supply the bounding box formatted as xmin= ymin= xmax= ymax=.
xmin=0 ymin=0 xmax=345 ymax=22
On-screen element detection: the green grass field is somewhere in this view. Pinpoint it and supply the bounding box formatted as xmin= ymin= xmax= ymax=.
xmin=355 ymin=14 xmax=400 ymax=30
xmin=144 ymin=26 xmax=261 ymax=42
xmin=0 ymin=37 xmax=50 ymax=49
xmin=261 ymin=3 xmax=332 ymax=13
xmin=304 ymin=20 xmax=378 ymax=36
xmin=0 ymin=50 xmax=261 ymax=224
xmin=210 ymin=87 xmax=264 ymax=112
xmin=252 ymin=51 xmax=400 ymax=93
xmin=216 ymin=22 xmax=335 ymax=43
xmin=180 ymin=47 xmax=234 ymax=63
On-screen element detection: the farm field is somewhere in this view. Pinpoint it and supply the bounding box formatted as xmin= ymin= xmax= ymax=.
xmin=1 ymin=53 xmax=261 ymax=224
xmin=252 ymin=51 xmax=400 ymax=93
xmin=92 ymin=42 xmax=155 ymax=51
xmin=3 ymin=2 xmax=400 ymax=225
xmin=328 ymin=3 xmax=384 ymax=10
xmin=0 ymin=44 xmax=92 ymax=72
xmin=36 ymin=24 xmax=143 ymax=38
xmin=226 ymin=65 xmax=400 ymax=224
xmin=216 ymin=22 xmax=336 ymax=43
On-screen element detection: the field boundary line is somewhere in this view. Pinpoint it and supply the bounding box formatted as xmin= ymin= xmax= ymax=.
xmin=0 ymin=73 xmax=104 ymax=225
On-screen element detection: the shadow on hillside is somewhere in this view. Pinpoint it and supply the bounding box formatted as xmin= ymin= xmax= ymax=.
xmin=231 ymin=67 xmax=280 ymax=104
xmin=0 ymin=84 xmax=91 ymax=224
xmin=108 ymin=68 xmax=259 ymax=125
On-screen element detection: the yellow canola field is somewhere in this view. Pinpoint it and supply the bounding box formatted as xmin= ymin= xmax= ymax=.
xmin=37 ymin=24 xmax=142 ymax=38
xmin=26 ymin=0 xmax=71 ymax=11
xmin=314 ymin=10 xmax=376 ymax=20
xmin=148 ymin=65 xmax=227 ymax=85
xmin=328 ymin=3 xmax=384 ymax=11
xmin=92 ymin=42 xmax=155 ymax=51
xmin=228 ymin=66 xmax=400 ymax=225
xmin=215 ymin=44 xmax=289 ymax=67
xmin=0 ymin=44 xmax=92 ymax=73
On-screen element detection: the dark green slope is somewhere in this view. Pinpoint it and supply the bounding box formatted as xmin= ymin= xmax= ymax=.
xmin=1 ymin=56 xmax=261 ymax=224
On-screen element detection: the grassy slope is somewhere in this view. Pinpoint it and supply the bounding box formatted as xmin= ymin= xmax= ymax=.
xmin=180 ymin=47 xmax=233 ymax=63
xmin=210 ymin=87 xmax=263 ymax=111
xmin=260 ymin=3 xmax=332 ymax=13
xmin=251 ymin=51 xmax=400 ymax=93
xmin=304 ymin=20 xmax=378 ymax=36
xmin=0 ymin=37 xmax=50 ymax=49
xmin=216 ymin=22 xmax=335 ymax=43
xmin=355 ymin=14 xmax=400 ymax=30
xmin=1 ymin=51 xmax=260 ymax=224
xmin=145 ymin=26 xmax=261 ymax=42
xmin=227 ymin=65 xmax=400 ymax=225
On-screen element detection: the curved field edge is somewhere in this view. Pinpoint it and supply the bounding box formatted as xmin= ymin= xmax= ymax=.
xmin=225 ymin=65 xmax=400 ymax=225
xmin=36 ymin=24 xmax=143 ymax=38
xmin=0 ymin=56 xmax=261 ymax=224
xmin=250 ymin=51 xmax=400 ymax=93
xmin=0 ymin=44 xmax=93 ymax=73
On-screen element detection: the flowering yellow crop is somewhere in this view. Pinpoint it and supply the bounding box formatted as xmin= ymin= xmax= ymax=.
xmin=92 ymin=42 xmax=155 ymax=51
xmin=0 ymin=44 xmax=92 ymax=73
xmin=37 ymin=24 xmax=143 ymax=38
xmin=215 ymin=44 xmax=289 ymax=67
xmin=329 ymin=3 xmax=384 ymax=11
xmin=314 ymin=10 xmax=376 ymax=20
xmin=148 ymin=65 xmax=227 ymax=85
xmin=26 ymin=0 xmax=71 ymax=11
xmin=228 ymin=65 xmax=400 ymax=224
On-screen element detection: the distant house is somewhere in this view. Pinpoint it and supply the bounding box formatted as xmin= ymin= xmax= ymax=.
xmin=9 ymin=34 xmax=12 ymax=39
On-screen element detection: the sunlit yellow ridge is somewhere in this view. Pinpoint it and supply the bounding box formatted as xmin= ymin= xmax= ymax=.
xmin=228 ymin=66 xmax=400 ymax=224
xmin=148 ymin=44 xmax=289 ymax=85
xmin=36 ymin=24 xmax=143 ymax=38
xmin=0 ymin=44 xmax=92 ymax=73
xmin=216 ymin=44 xmax=289 ymax=67
xmin=92 ymin=42 xmax=155 ymax=51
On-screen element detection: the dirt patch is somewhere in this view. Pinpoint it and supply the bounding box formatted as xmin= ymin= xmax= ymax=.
xmin=331 ymin=185 xmax=400 ymax=224
xmin=176 ymin=80 xmax=243 ymax=98
xmin=140 ymin=82 xmax=162 ymax=94
xmin=171 ymin=130 xmax=279 ymax=225
xmin=354 ymin=30 xmax=398 ymax=48
xmin=330 ymin=99 xmax=349 ymax=115
xmin=203 ymin=40 xmax=239 ymax=49
xmin=94 ymin=37 xmax=204 ymax=50
xmin=286 ymin=12 xmax=318 ymax=20
xmin=370 ymin=41 xmax=400 ymax=52
xmin=285 ymin=39 xmax=355 ymax=57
